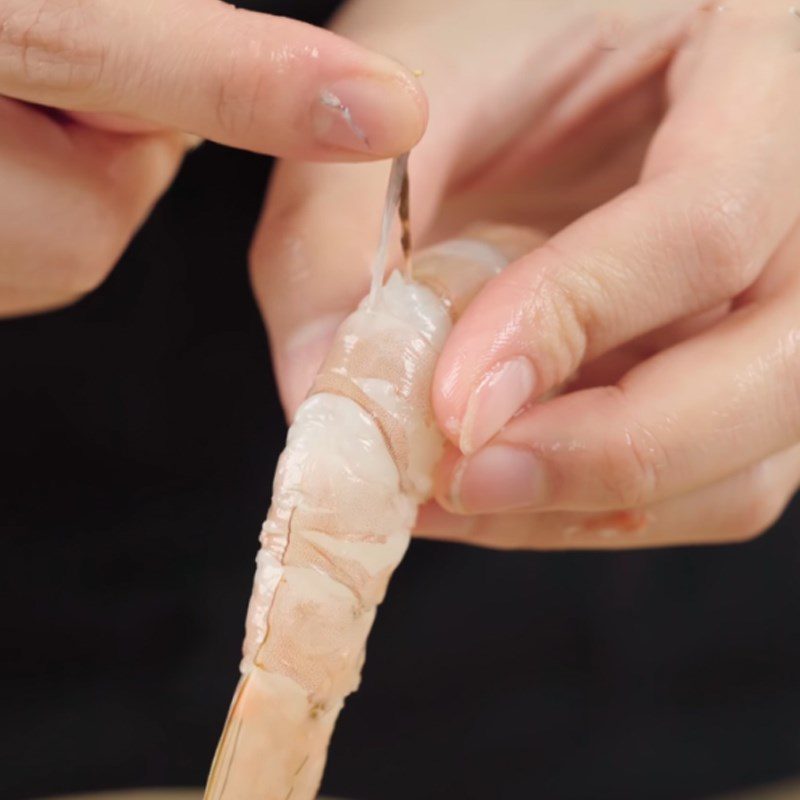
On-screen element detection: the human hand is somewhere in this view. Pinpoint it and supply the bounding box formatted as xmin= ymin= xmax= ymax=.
xmin=257 ymin=0 xmax=800 ymax=549
xmin=0 ymin=0 xmax=425 ymax=317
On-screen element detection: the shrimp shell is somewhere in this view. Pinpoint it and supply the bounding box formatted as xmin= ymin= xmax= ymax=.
xmin=204 ymin=223 xmax=541 ymax=800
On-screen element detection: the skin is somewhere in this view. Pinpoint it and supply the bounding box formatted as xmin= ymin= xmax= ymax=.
xmin=4 ymin=0 xmax=799 ymax=550
xmin=0 ymin=0 xmax=426 ymax=316
xmin=255 ymin=0 xmax=800 ymax=549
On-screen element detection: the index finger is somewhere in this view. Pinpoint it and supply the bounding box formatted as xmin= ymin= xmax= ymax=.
xmin=0 ymin=0 xmax=427 ymax=159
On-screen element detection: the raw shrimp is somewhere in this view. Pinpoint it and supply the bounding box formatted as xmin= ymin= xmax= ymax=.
xmin=205 ymin=158 xmax=540 ymax=800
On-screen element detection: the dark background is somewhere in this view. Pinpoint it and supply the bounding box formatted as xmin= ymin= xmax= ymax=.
xmin=1 ymin=2 xmax=799 ymax=798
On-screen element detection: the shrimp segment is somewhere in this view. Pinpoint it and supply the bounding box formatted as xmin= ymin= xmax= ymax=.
xmin=205 ymin=223 xmax=541 ymax=800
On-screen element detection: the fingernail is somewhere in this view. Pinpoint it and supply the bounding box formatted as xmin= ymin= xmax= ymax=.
xmin=459 ymin=357 xmax=536 ymax=454
xmin=448 ymin=445 xmax=543 ymax=513
xmin=312 ymin=74 xmax=425 ymax=155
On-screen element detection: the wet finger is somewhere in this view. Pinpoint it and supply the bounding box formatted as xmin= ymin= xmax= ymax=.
xmin=434 ymin=3 xmax=800 ymax=453
xmin=0 ymin=0 xmax=426 ymax=159
xmin=253 ymin=148 xmax=537 ymax=416
xmin=437 ymin=262 xmax=800 ymax=514
xmin=418 ymin=445 xmax=800 ymax=550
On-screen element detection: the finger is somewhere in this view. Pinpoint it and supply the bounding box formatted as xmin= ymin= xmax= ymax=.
xmin=437 ymin=261 xmax=800 ymax=514
xmin=251 ymin=148 xmax=492 ymax=416
xmin=64 ymin=112 xmax=168 ymax=135
xmin=252 ymin=0 xmax=638 ymax=418
xmin=252 ymin=159 xmax=538 ymax=415
xmin=0 ymin=0 xmax=426 ymax=159
xmin=0 ymin=98 xmax=185 ymax=316
xmin=434 ymin=4 xmax=800 ymax=452
xmin=418 ymin=444 xmax=800 ymax=550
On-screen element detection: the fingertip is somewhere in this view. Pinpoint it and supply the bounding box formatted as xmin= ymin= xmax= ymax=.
xmin=311 ymin=63 xmax=428 ymax=159
xmin=458 ymin=356 xmax=537 ymax=453
xmin=430 ymin=227 xmax=547 ymax=448
xmin=143 ymin=6 xmax=427 ymax=160
xmin=435 ymin=441 xmax=546 ymax=515
xmin=433 ymin=312 xmax=537 ymax=453
xmin=431 ymin=283 xmax=518 ymax=451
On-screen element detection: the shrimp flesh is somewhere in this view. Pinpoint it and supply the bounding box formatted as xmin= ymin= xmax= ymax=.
xmin=204 ymin=158 xmax=540 ymax=800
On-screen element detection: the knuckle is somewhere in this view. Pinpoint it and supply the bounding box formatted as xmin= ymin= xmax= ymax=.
xmin=518 ymin=243 xmax=591 ymax=388
xmin=0 ymin=0 xmax=108 ymax=96
xmin=249 ymin=190 xmax=311 ymax=267
xmin=20 ymin=244 xmax=114 ymax=304
xmin=57 ymin=242 xmax=115 ymax=296
xmin=247 ymin=211 xmax=298 ymax=286
xmin=50 ymin=202 xmax=124 ymax=297
xmin=210 ymin=33 xmax=267 ymax=140
xmin=685 ymin=187 xmax=759 ymax=299
xmin=595 ymin=387 xmax=668 ymax=507
xmin=62 ymin=262 xmax=107 ymax=297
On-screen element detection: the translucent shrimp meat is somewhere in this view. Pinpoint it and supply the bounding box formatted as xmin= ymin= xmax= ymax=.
xmin=205 ymin=162 xmax=538 ymax=800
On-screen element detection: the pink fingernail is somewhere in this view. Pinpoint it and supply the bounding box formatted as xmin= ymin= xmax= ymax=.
xmin=459 ymin=357 xmax=536 ymax=454
xmin=314 ymin=85 xmax=370 ymax=151
xmin=449 ymin=445 xmax=542 ymax=513
xmin=312 ymin=75 xmax=424 ymax=155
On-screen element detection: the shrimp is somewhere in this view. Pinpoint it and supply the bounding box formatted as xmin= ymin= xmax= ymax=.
xmin=204 ymin=157 xmax=541 ymax=800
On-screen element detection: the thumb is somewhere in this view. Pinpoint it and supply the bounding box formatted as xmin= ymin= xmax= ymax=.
xmin=0 ymin=0 xmax=426 ymax=159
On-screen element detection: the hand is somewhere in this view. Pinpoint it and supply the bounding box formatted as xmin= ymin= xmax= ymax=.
xmin=0 ymin=0 xmax=425 ymax=317
xmin=257 ymin=0 xmax=800 ymax=549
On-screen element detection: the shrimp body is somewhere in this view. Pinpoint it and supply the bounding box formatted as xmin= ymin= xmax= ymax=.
xmin=205 ymin=226 xmax=538 ymax=800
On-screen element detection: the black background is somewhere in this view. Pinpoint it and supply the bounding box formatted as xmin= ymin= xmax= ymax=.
xmin=1 ymin=2 xmax=799 ymax=799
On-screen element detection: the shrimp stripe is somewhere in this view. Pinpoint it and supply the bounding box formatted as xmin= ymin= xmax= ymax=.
xmin=205 ymin=224 xmax=541 ymax=800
